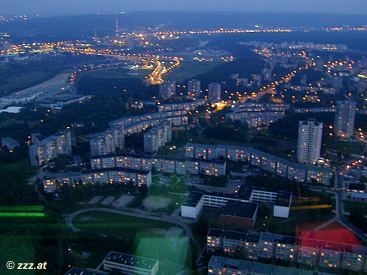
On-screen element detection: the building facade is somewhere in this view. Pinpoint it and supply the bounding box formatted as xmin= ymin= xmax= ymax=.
xmin=144 ymin=122 xmax=172 ymax=153
xmin=29 ymin=129 xmax=72 ymax=166
xmin=334 ymin=100 xmax=356 ymax=139
xmin=90 ymin=153 xmax=227 ymax=177
xmin=90 ymin=110 xmax=188 ymax=156
xmin=296 ymin=119 xmax=323 ymax=164
xmin=207 ymin=229 xmax=367 ymax=273
xmin=159 ymin=80 xmax=176 ymax=99
xmin=184 ymin=143 xmax=332 ymax=184
xmin=208 ymin=82 xmax=221 ymax=103
xmin=187 ymin=79 xmax=201 ymax=99
xmin=42 ymin=167 xmax=152 ymax=193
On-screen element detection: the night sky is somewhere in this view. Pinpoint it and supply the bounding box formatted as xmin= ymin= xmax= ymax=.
xmin=0 ymin=0 xmax=367 ymax=15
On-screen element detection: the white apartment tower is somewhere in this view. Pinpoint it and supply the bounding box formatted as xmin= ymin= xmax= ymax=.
xmin=297 ymin=119 xmax=323 ymax=164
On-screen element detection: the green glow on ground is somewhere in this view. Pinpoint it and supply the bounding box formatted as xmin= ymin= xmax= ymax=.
xmin=0 ymin=205 xmax=45 ymax=211
xmin=0 ymin=212 xmax=46 ymax=217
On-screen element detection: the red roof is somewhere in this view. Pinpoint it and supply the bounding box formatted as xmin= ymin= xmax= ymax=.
xmin=297 ymin=222 xmax=361 ymax=251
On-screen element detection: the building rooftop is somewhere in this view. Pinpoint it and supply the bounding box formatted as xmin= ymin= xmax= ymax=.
xmin=64 ymin=268 xmax=107 ymax=275
xmin=84 ymin=167 xmax=151 ymax=175
xmin=208 ymin=228 xmax=260 ymax=243
xmin=208 ymin=256 xmax=315 ymax=274
xmin=182 ymin=190 xmax=205 ymax=207
xmin=221 ymin=201 xmax=258 ymax=219
xmin=185 ymin=143 xmax=332 ymax=174
xmin=103 ymin=251 xmax=158 ymax=270
xmin=239 ymin=184 xmax=292 ymax=207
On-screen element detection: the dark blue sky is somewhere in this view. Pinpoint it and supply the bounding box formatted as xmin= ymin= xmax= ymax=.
xmin=1 ymin=0 xmax=367 ymax=15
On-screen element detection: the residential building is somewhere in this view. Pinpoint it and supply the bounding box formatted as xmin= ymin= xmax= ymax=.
xmin=226 ymin=103 xmax=290 ymax=128
xmin=29 ymin=129 xmax=72 ymax=166
xmin=90 ymin=126 xmax=124 ymax=156
xmin=207 ymin=228 xmax=367 ymax=273
xmin=208 ymin=256 xmax=321 ymax=275
xmin=334 ymin=100 xmax=356 ymax=139
xmin=185 ymin=143 xmax=332 ymax=184
xmin=90 ymin=110 xmax=188 ymax=156
xmin=187 ymin=79 xmax=201 ymax=99
xmin=42 ymin=167 xmax=152 ymax=192
xmin=297 ymin=119 xmax=323 ymax=164
xmin=157 ymin=100 xmax=205 ymax=112
xmin=208 ymin=82 xmax=221 ymax=103
xmin=90 ymin=153 xmax=226 ymax=177
xmin=144 ymin=122 xmax=172 ymax=153
xmin=159 ymin=80 xmax=176 ymax=99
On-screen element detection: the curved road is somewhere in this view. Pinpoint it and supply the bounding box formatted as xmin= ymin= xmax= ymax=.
xmin=65 ymin=207 xmax=200 ymax=250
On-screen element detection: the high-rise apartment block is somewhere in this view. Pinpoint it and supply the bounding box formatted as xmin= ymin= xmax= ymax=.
xmin=90 ymin=127 xmax=124 ymax=156
xmin=208 ymin=83 xmax=221 ymax=103
xmin=187 ymin=79 xmax=201 ymax=99
xmin=334 ymin=100 xmax=356 ymax=139
xmin=297 ymin=120 xmax=323 ymax=164
xmin=144 ymin=122 xmax=172 ymax=153
xmin=159 ymin=80 xmax=176 ymax=99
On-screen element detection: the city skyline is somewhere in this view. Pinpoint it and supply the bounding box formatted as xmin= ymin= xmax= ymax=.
xmin=1 ymin=0 xmax=367 ymax=16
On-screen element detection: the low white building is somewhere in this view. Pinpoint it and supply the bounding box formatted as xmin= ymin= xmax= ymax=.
xmin=102 ymin=251 xmax=159 ymax=275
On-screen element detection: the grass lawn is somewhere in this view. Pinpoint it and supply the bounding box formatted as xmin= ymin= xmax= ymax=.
xmin=80 ymin=67 xmax=146 ymax=80
xmin=74 ymin=212 xmax=173 ymax=238
xmin=326 ymin=141 xmax=365 ymax=155
xmin=0 ymin=159 xmax=38 ymax=176
xmin=165 ymin=60 xmax=220 ymax=82
xmin=344 ymin=201 xmax=367 ymax=214
xmin=134 ymin=231 xmax=191 ymax=275
xmin=0 ymin=70 xmax=59 ymax=96
xmin=0 ymin=236 xmax=36 ymax=275
xmin=72 ymin=211 xmax=191 ymax=274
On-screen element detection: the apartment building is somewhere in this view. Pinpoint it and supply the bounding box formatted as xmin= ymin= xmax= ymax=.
xmin=334 ymin=100 xmax=356 ymax=139
xmin=225 ymin=103 xmax=290 ymax=128
xmin=42 ymin=167 xmax=152 ymax=192
xmin=207 ymin=256 xmax=319 ymax=275
xmin=206 ymin=228 xmax=367 ymax=273
xmin=29 ymin=129 xmax=72 ymax=166
xmin=90 ymin=153 xmax=227 ymax=177
xmin=144 ymin=122 xmax=172 ymax=153
xmin=184 ymin=143 xmax=332 ymax=184
xmin=90 ymin=110 xmax=188 ymax=156
xmin=157 ymin=99 xmax=205 ymax=112
xmin=187 ymin=79 xmax=201 ymax=99
xmin=208 ymin=82 xmax=221 ymax=103
xmin=90 ymin=127 xmax=124 ymax=156
xmin=297 ymin=119 xmax=323 ymax=164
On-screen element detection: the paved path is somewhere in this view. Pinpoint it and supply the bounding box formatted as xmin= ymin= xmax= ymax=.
xmin=65 ymin=207 xmax=201 ymax=251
